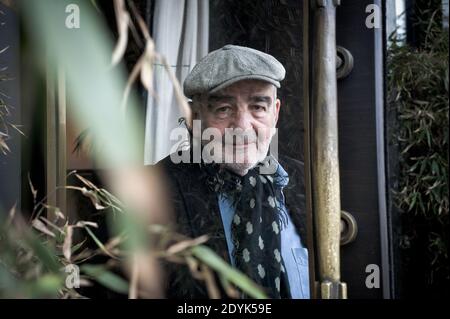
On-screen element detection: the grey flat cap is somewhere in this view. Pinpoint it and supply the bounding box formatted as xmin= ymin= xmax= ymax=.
xmin=183 ymin=45 xmax=285 ymax=98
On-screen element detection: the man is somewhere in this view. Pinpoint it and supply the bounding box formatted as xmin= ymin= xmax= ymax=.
xmin=158 ymin=45 xmax=309 ymax=299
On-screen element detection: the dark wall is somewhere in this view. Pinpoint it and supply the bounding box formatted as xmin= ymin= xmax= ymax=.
xmin=336 ymin=0 xmax=386 ymax=298
xmin=209 ymin=0 xmax=305 ymax=163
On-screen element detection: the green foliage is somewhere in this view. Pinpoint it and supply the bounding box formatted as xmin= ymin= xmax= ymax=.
xmin=0 ymin=173 xmax=267 ymax=298
xmin=1 ymin=0 xmax=267 ymax=299
xmin=387 ymin=12 xmax=449 ymax=290
xmin=80 ymin=264 xmax=129 ymax=295
xmin=0 ymin=213 xmax=73 ymax=298
xmin=0 ymin=49 xmax=20 ymax=155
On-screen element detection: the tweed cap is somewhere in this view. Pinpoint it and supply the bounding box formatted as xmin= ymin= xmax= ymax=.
xmin=183 ymin=45 xmax=285 ymax=98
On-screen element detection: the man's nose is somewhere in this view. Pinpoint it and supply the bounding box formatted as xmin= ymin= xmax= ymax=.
xmin=232 ymin=109 xmax=253 ymax=130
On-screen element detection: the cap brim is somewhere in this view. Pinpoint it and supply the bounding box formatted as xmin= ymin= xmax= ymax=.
xmin=209 ymin=74 xmax=281 ymax=94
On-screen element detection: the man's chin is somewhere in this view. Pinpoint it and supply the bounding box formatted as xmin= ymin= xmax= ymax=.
xmin=222 ymin=162 xmax=256 ymax=176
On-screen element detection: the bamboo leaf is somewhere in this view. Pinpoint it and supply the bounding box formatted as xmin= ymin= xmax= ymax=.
xmin=32 ymin=219 xmax=55 ymax=237
xmin=111 ymin=0 xmax=130 ymax=66
xmin=80 ymin=187 xmax=107 ymax=210
xmin=167 ymin=235 xmax=209 ymax=255
xmin=81 ymin=264 xmax=129 ymax=294
xmin=63 ymin=226 xmax=73 ymax=261
xmin=83 ymin=225 xmax=118 ymax=259
xmin=27 ymin=274 xmax=63 ymax=298
xmin=191 ymin=245 xmax=267 ymax=299
xmin=25 ymin=233 xmax=61 ymax=273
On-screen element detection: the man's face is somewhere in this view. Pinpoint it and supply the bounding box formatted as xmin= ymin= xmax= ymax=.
xmin=194 ymin=79 xmax=281 ymax=175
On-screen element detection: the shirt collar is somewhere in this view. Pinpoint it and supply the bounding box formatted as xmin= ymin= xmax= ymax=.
xmin=273 ymin=159 xmax=289 ymax=188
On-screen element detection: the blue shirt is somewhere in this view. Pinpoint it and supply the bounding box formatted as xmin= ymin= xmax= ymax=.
xmin=217 ymin=163 xmax=310 ymax=299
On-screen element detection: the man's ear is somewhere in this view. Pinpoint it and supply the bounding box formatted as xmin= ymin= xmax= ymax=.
xmin=274 ymin=98 xmax=281 ymax=125
xmin=192 ymin=111 xmax=201 ymax=127
xmin=190 ymin=99 xmax=203 ymax=119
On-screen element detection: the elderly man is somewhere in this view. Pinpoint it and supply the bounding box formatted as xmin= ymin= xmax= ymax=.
xmin=158 ymin=45 xmax=309 ymax=299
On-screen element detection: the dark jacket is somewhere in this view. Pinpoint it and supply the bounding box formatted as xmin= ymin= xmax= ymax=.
xmin=156 ymin=153 xmax=308 ymax=298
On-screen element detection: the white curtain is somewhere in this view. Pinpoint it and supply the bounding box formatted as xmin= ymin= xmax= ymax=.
xmin=144 ymin=0 xmax=209 ymax=164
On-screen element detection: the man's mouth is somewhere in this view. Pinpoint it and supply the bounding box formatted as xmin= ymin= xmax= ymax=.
xmin=227 ymin=142 xmax=256 ymax=148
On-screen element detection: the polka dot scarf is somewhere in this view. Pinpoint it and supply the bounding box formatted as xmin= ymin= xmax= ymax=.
xmin=203 ymin=160 xmax=291 ymax=299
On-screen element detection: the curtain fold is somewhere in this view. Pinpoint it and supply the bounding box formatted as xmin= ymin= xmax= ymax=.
xmin=144 ymin=0 xmax=209 ymax=164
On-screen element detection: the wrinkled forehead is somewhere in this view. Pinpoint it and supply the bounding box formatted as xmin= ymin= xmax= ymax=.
xmin=191 ymin=79 xmax=277 ymax=107
xmin=213 ymin=79 xmax=277 ymax=97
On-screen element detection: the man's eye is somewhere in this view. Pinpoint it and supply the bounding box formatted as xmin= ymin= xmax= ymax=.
xmin=252 ymin=105 xmax=267 ymax=112
xmin=215 ymin=106 xmax=231 ymax=114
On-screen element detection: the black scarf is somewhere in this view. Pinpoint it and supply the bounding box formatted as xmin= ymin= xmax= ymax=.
xmin=201 ymin=157 xmax=292 ymax=299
